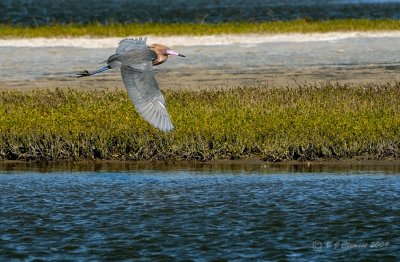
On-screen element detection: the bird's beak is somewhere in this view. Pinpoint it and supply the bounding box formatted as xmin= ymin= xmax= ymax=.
xmin=166 ymin=49 xmax=185 ymax=57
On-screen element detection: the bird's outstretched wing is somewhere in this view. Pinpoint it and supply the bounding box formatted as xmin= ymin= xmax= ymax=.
xmin=121 ymin=64 xmax=174 ymax=132
xmin=109 ymin=39 xmax=174 ymax=132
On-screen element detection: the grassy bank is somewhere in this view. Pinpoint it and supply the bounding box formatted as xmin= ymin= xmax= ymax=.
xmin=1 ymin=83 xmax=400 ymax=162
xmin=1 ymin=19 xmax=400 ymax=37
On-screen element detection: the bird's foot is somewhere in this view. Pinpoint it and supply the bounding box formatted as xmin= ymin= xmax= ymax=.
xmin=77 ymin=69 xmax=91 ymax=78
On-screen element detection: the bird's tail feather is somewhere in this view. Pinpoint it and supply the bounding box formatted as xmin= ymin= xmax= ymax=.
xmin=77 ymin=65 xmax=111 ymax=78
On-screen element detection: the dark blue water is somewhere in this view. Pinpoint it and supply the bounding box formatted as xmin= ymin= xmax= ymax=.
xmin=0 ymin=169 xmax=399 ymax=261
xmin=1 ymin=0 xmax=400 ymax=26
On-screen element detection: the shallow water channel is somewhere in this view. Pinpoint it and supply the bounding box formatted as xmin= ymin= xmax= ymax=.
xmin=0 ymin=164 xmax=399 ymax=261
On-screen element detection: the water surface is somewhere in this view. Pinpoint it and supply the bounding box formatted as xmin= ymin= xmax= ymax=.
xmin=0 ymin=168 xmax=399 ymax=261
xmin=2 ymin=0 xmax=400 ymax=25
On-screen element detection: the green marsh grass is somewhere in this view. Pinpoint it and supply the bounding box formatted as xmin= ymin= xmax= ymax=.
xmin=1 ymin=19 xmax=400 ymax=37
xmin=1 ymin=83 xmax=400 ymax=162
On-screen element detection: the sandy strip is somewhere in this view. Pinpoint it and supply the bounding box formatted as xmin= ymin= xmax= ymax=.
xmin=1 ymin=31 xmax=400 ymax=48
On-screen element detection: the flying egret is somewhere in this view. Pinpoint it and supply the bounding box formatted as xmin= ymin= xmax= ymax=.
xmin=77 ymin=37 xmax=185 ymax=132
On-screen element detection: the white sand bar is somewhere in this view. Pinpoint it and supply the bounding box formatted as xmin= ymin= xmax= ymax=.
xmin=1 ymin=32 xmax=400 ymax=48
xmin=2 ymin=31 xmax=400 ymax=88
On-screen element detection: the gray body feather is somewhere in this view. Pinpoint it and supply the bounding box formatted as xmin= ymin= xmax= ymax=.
xmin=108 ymin=38 xmax=174 ymax=132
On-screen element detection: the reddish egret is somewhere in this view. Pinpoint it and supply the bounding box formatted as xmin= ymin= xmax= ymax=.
xmin=77 ymin=37 xmax=185 ymax=132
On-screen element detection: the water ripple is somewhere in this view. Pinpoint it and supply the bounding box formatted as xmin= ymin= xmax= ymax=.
xmin=0 ymin=171 xmax=399 ymax=261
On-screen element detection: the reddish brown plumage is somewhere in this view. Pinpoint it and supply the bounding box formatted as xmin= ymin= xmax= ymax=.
xmin=150 ymin=44 xmax=169 ymax=66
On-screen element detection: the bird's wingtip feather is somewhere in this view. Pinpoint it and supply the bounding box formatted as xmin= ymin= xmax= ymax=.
xmin=138 ymin=101 xmax=174 ymax=132
xmin=119 ymin=37 xmax=148 ymax=44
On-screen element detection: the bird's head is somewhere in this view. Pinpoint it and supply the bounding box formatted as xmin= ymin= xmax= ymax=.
xmin=150 ymin=44 xmax=185 ymax=66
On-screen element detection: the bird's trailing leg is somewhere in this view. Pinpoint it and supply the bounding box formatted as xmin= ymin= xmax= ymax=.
xmin=77 ymin=65 xmax=111 ymax=78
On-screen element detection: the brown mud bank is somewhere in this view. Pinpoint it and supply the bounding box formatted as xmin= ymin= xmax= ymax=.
xmin=2 ymin=158 xmax=400 ymax=173
xmin=2 ymin=64 xmax=400 ymax=91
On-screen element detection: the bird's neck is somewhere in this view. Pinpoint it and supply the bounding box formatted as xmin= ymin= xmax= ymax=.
xmin=152 ymin=53 xmax=168 ymax=66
